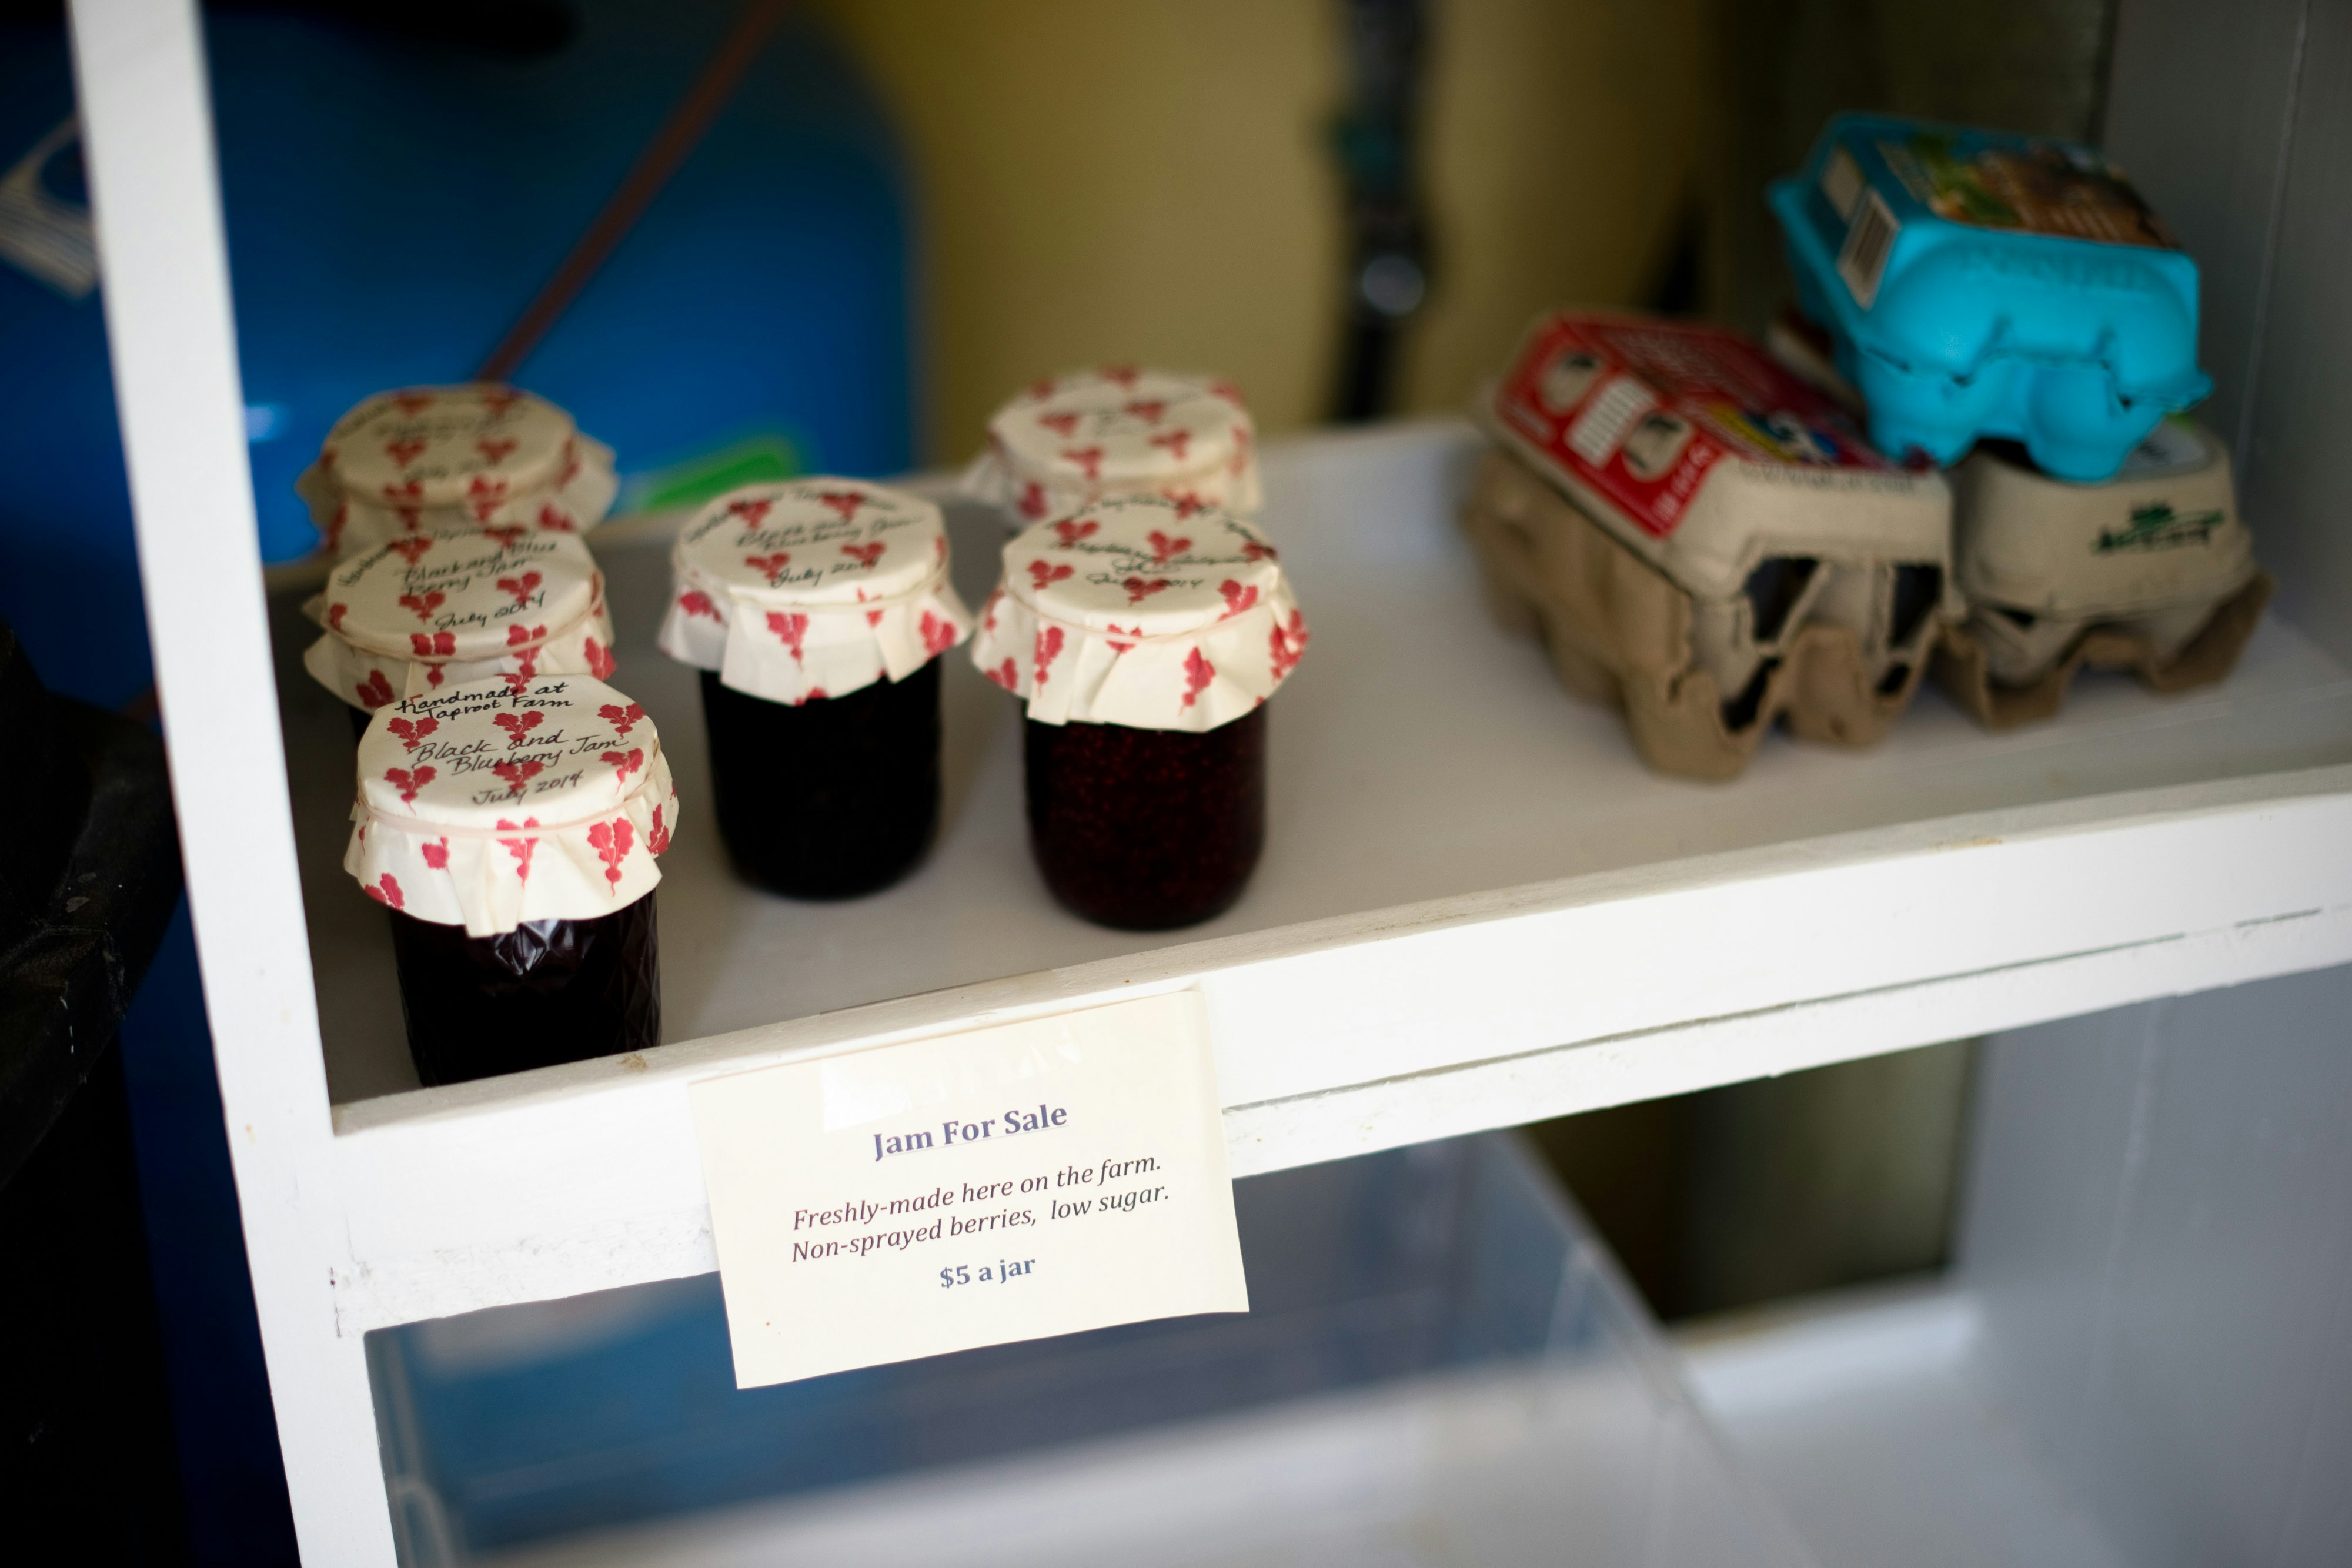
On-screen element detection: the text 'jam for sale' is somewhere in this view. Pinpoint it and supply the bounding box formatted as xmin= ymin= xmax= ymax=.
xmin=689 ymin=989 xmax=1245 ymax=1388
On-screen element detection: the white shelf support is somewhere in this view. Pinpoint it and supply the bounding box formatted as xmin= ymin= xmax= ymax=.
xmin=319 ymin=768 xmax=2352 ymax=1333
xmin=66 ymin=2 xmax=389 ymax=1561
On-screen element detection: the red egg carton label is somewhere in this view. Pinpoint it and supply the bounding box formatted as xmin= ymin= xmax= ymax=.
xmin=1492 ymin=311 xmax=1900 ymax=540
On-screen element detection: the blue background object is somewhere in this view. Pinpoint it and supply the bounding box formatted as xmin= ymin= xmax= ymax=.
xmin=118 ymin=905 xmax=301 ymax=1562
xmin=1769 ymin=112 xmax=2209 ymax=481
xmin=0 ymin=6 xmax=913 ymax=1560
xmin=0 ymin=0 xmax=912 ymax=707
xmin=218 ymin=1 xmax=915 ymax=558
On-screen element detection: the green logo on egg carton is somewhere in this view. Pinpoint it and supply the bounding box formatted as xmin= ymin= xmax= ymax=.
xmin=2095 ymin=501 xmax=2223 ymax=554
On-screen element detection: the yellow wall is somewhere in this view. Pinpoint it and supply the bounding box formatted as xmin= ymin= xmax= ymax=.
xmin=1402 ymin=0 xmax=1704 ymax=415
xmin=816 ymin=0 xmax=1705 ymax=464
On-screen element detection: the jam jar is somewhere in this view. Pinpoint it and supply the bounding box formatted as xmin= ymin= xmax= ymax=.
xmin=961 ymin=366 xmax=1262 ymax=529
xmin=970 ymin=494 xmax=1308 ymax=930
xmin=295 ymin=383 xmax=619 ymax=557
xmin=303 ymin=527 xmax=615 ymax=739
xmin=345 ymin=673 xmax=677 ymax=1086
xmin=658 ymin=479 xmax=974 ymax=898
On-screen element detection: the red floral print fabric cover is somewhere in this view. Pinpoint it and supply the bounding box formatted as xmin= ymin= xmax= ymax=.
xmin=344 ymin=674 xmax=677 ymax=937
xmin=657 ymin=478 xmax=974 ymax=708
xmin=963 ymin=366 xmax=1262 ymax=526
xmin=303 ymin=529 xmax=616 ymax=713
xmin=295 ymin=384 xmax=619 ymax=557
xmin=970 ymin=494 xmax=1307 ymax=733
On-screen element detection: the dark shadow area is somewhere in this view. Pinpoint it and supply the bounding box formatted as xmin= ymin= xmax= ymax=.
xmin=1529 ymin=1039 xmax=1977 ymax=1321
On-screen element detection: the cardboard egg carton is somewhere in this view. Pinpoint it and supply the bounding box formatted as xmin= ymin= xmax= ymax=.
xmin=1462 ymin=446 xmax=1941 ymax=781
xmin=1768 ymin=114 xmax=2209 ymax=483
xmin=1470 ymin=310 xmax=1961 ymax=779
xmin=1935 ymin=420 xmax=2270 ymax=730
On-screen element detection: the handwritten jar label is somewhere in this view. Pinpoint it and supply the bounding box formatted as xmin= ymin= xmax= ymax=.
xmin=302 ymin=527 xmax=616 ymax=711
xmin=657 ymin=477 xmax=974 ymax=707
xmin=967 ymin=495 xmax=1308 ymax=732
xmin=689 ymin=989 xmax=1246 ymax=1388
xmin=343 ymin=674 xmax=677 ymax=936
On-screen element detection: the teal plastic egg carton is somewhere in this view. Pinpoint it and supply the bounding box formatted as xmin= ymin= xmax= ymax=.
xmin=1769 ymin=113 xmax=2210 ymax=482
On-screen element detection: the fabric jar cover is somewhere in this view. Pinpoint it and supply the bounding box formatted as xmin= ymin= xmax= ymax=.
xmin=961 ymin=367 xmax=1263 ymax=525
xmin=656 ymin=478 xmax=974 ymax=707
xmin=293 ymin=384 xmax=619 ymax=556
xmin=302 ymin=529 xmax=616 ymax=713
xmin=344 ymin=674 xmax=677 ymax=937
xmin=968 ymin=494 xmax=1307 ymax=733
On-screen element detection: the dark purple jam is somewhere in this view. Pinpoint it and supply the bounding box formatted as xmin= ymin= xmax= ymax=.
xmin=388 ymin=894 xmax=660 ymax=1086
xmin=699 ymin=660 xmax=941 ymax=899
xmin=1024 ymin=707 xmax=1266 ymax=931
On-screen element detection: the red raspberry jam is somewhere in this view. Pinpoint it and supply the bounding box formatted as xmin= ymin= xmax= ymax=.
xmin=389 ymin=895 xmax=660 ymax=1086
xmin=1024 ymin=707 xmax=1266 ymax=930
xmin=661 ymin=479 xmax=974 ymax=898
xmin=699 ymin=660 xmax=941 ymax=898
xmin=969 ymin=493 xmax=1305 ymax=932
xmin=349 ymin=674 xmax=679 ymax=1087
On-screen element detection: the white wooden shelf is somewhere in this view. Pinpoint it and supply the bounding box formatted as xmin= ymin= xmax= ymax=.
xmin=260 ymin=420 xmax=2352 ymax=1335
xmin=1681 ymin=1286 xmax=2129 ymax=1568
xmin=71 ymin=4 xmax=2352 ymax=1559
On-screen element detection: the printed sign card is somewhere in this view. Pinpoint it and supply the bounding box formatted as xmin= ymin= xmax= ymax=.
xmin=689 ymin=989 xmax=1246 ymax=1388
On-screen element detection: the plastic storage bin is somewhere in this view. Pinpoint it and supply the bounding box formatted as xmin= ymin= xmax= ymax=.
xmin=1768 ymin=113 xmax=2209 ymax=481
xmin=366 ymin=1135 xmax=1811 ymax=1567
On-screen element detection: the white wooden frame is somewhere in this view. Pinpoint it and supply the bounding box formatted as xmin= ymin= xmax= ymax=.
xmin=68 ymin=2 xmax=2352 ymax=1563
xmin=69 ymin=1 xmax=394 ymax=1557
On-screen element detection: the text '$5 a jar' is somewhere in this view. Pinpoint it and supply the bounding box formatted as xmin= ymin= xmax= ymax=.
xmin=970 ymin=495 xmax=1308 ymax=930
xmin=657 ymin=479 xmax=975 ymax=898
xmin=344 ymin=674 xmax=677 ymax=1086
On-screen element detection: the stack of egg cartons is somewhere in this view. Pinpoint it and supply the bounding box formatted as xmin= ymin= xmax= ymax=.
xmin=1768 ymin=113 xmax=2269 ymax=727
xmin=1465 ymin=309 xmax=1957 ymax=780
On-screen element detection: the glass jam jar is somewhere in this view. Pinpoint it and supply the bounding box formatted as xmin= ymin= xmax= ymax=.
xmin=346 ymin=674 xmax=677 ymax=1086
xmin=970 ymin=494 xmax=1308 ymax=930
xmin=961 ymin=366 xmax=1262 ymax=529
xmin=294 ymin=383 xmax=619 ymax=557
xmin=658 ymin=479 xmax=974 ymax=899
xmin=303 ymin=527 xmax=615 ymax=740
